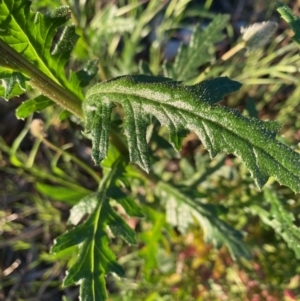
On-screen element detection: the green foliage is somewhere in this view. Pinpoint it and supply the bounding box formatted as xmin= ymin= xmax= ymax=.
xmin=0 ymin=70 xmax=28 ymax=99
xmin=84 ymin=75 xmax=300 ymax=192
xmin=16 ymin=95 xmax=54 ymax=119
xmin=52 ymin=148 xmax=143 ymax=301
xmin=0 ymin=0 xmax=83 ymax=100
xmin=1 ymin=0 xmax=300 ymax=300
xmin=156 ymin=181 xmax=250 ymax=260
xmin=250 ymin=188 xmax=300 ymax=259
xmin=277 ymin=2 xmax=300 ymax=45
xmin=167 ymin=14 xmax=230 ymax=81
xmin=36 ymin=182 xmax=89 ymax=205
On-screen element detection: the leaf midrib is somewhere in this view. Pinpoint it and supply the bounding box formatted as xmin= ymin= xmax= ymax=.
xmin=87 ymin=88 xmax=299 ymax=182
xmin=87 ymin=88 xmax=272 ymax=152
xmin=175 ymin=16 xmax=227 ymax=79
xmin=3 ymin=1 xmax=60 ymax=84
xmin=90 ymin=158 xmax=122 ymax=299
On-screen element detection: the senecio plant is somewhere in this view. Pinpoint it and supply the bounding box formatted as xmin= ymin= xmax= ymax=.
xmin=1 ymin=0 xmax=300 ymax=300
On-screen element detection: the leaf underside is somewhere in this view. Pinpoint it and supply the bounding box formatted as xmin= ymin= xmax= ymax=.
xmin=84 ymin=75 xmax=300 ymax=193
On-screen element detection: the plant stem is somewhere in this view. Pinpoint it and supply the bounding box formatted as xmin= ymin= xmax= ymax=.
xmin=221 ymin=42 xmax=245 ymax=61
xmin=0 ymin=39 xmax=149 ymax=181
xmin=0 ymin=39 xmax=83 ymax=119
xmin=41 ymin=137 xmax=101 ymax=183
xmin=193 ymin=42 xmax=246 ymax=83
xmin=0 ymin=137 xmax=92 ymax=194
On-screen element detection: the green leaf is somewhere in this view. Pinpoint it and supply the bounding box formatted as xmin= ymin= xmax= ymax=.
xmin=58 ymin=109 xmax=72 ymax=120
xmin=139 ymin=206 xmax=167 ymax=279
xmin=84 ymin=74 xmax=300 ymax=193
xmin=170 ymin=14 xmax=230 ymax=81
xmin=52 ymin=155 xmax=141 ymax=301
xmin=277 ymin=2 xmax=300 ymax=46
xmin=156 ymin=181 xmax=250 ymax=260
xmin=108 ymin=187 xmax=145 ymax=218
xmin=0 ymin=70 xmax=28 ymax=99
xmin=36 ymin=183 xmax=89 ymax=205
xmin=0 ymin=0 xmax=83 ymax=100
xmin=250 ymin=188 xmax=300 ymax=259
xmin=16 ymin=95 xmax=54 ymax=119
xmin=68 ymin=193 xmax=97 ymax=225
xmin=75 ymin=59 xmax=99 ymax=87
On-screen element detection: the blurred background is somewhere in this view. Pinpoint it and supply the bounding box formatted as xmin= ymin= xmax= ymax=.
xmin=1 ymin=0 xmax=300 ymax=300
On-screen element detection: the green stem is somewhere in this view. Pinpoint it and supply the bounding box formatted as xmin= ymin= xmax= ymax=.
xmin=0 ymin=137 xmax=92 ymax=194
xmin=0 ymin=39 xmax=147 ymax=181
xmin=41 ymin=137 xmax=101 ymax=183
xmin=0 ymin=39 xmax=83 ymax=119
xmin=221 ymin=42 xmax=245 ymax=61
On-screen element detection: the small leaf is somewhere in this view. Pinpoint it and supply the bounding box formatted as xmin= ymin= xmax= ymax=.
xmin=58 ymin=110 xmax=72 ymax=120
xmin=108 ymin=187 xmax=144 ymax=218
xmin=0 ymin=0 xmax=83 ymax=100
xmin=16 ymin=95 xmax=54 ymax=119
xmin=52 ymin=155 xmax=142 ymax=301
xmin=68 ymin=193 xmax=97 ymax=225
xmin=76 ymin=59 xmax=99 ymax=87
xmin=0 ymin=71 xmax=28 ymax=99
xmin=171 ymin=14 xmax=230 ymax=81
xmin=277 ymin=2 xmax=300 ymax=46
xmin=251 ymin=188 xmax=300 ymax=259
xmin=36 ymin=183 xmax=90 ymax=205
xmin=265 ymin=189 xmax=300 ymax=258
xmin=156 ymin=181 xmax=250 ymax=260
xmin=192 ymin=76 xmax=242 ymax=105
xmin=51 ymin=25 xmax=79 ymax=56
xmin=84 ymin=74 xmax=300 ymax=192
xmin=85 ymin=100 xmax=116 ymax=165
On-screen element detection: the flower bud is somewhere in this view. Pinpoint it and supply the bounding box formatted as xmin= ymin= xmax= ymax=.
xmin=30 ymin=119 xmax=46 ymax=138
xmin=241 ymin=21 xmax=278 ymax=50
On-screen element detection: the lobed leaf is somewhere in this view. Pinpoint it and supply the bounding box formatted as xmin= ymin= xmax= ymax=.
xmin=0 ymin=0 xmax=83 ymax=100
xmin=250 ymin=188 xmax=300 ymax=259
xmin=84 ymin=74 xmax=300 ymax=193
xmin=277 ymin=2 xmax=300 ymax=46
xmin=167 ymin=14 xmax=230 ymax=81
xmin=51 ymin=153 xmax=142 ymax=301
xmin=156 ymin=181 xmax=250 ymax=260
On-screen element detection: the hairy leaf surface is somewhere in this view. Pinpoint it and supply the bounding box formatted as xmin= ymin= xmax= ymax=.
xmin=52 ymin=153 xmax=141 ymax=301
xmin=84 ymin=75 xmax=300 ymax=192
